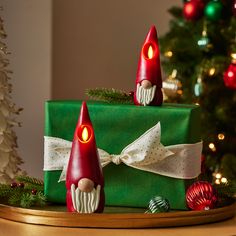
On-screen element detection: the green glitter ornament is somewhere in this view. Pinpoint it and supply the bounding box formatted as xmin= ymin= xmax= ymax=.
xmin=146 ymin=196 xmax=170 ymax=213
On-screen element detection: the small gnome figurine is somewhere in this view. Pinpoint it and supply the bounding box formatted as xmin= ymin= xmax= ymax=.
xmin=134 ymin=26 xmax=163 ymax=106
xmin=66 ymin=102 xmax=104 ymax=213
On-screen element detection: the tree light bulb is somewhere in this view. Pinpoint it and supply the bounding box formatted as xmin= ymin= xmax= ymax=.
xmin=197 ymin=77 xmax=202 ymax=83
xmin=218 ymin=133 xmax=225 ymax=140
xmin=209 ymin=143 xmax=215 ymax=149
xmin=177 ymin=90 xmax=183 ymax=95
xmin=164 ymin=51 xmax=173 ymax=58
xmin=215 ymin=173 xmax=222 ymax=179
xmin=209 ymin=143 xmax=216 ymax=151
xmin=221 ymin=177 xmax=228 ymax=184
xmin=208 ymin=68 xmax=216 ymax=76
xmin=231 ymin=53 xmax=236 ymax=60
xmin=215 ymin=179 xmax=221 ymax=185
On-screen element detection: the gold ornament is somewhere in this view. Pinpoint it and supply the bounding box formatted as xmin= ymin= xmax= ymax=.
xmin=163 ymin=69 xmax=182 ymax=100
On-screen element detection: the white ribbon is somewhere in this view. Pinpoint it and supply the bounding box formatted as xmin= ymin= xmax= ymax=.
xmin=44 ymin=123 xmax=202 ymax=182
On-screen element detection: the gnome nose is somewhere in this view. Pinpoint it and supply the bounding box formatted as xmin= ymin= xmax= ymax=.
xmin=141 ymin=80 xmax=152 ymax=89
xmin=78 ymin=178 xmax=94 ymax=192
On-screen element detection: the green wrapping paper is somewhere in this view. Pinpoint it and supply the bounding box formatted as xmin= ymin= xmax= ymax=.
xmin=44 ymin=101 xmax=201 ymax=210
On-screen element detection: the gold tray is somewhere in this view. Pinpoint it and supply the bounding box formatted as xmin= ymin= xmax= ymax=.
xmin=0 ymin=203 xmax=235 ymax=228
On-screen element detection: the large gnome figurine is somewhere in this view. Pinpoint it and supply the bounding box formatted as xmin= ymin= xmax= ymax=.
xmin=66 ymin=102 xmax=104 ymax=213
xmin=134 ymin=26 xmax=163 ymax=106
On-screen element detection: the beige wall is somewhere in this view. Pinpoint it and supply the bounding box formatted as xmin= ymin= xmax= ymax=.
xmin=1 ymin=0 xmax=181 ymax=178
xmin=1 ymin=0 xmax=52 ymax=178
xmin=53 ymin=0 xmax=182 ymax=99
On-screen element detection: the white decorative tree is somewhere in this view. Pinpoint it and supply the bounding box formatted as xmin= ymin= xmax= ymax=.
xmin=0 ymin=15 xmax=23 ymax=184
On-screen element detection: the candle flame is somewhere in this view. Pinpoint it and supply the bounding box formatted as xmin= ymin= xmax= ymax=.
xmin=82 ymin=127 xmax=89 ymax=142
xmin=147 ymin=45 xmax=154 ymax=59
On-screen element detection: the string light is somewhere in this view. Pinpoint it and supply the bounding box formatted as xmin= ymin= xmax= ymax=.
xmin=221 ymin=177 xmax=228 ymax=184
xmin=215 ymin=173 xmax=222 ymax=179
xmin=213 ymin=172 xmax=228 ymax=185
xmin=164 ymin=51 xmax=173 ymax=58
xmin=209 ymin=142 xmax=216 ymax=151
xmin=231 ymin=53 xmax=236 ymax=64
xmin=218 ymin=133 xmax=225 ymax=140
xmin=208 ymin=67 xmax=216 ymax=76
xmin=231 ymin=53 xmax=236 ymax=60
xmin=177 ymin=90 xmax=183 ymax=95
xmin=197 ymin=77 xmax=202 ymax=83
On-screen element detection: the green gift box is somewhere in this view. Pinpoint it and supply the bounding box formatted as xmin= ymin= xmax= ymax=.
xmin=44 ymin=100 xmax=201 ymax=210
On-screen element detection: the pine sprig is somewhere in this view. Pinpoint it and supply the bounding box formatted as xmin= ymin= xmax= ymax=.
xmin=34 ymin=192 xmax=47 ymax=207
xmin=0 ymin=175 xmax=47 ymax=208
xmin=86 ymin=88 xmax=133 ymax=104
xmin=20 ymin=193 xmax=35 ymax=208
xmin=16 ymin=175 xmax=44 ymax=192
xmin=8 ymin=192 xmax=22 ymax=206
xmin=214 ymin=183 xmax=236 ymax=199
xmin=16 ymin=175 xmax=44 ymax=186
xmin=20 ymin=192 xmax=46 ymax=208
xmin=0 ymin=184 xmax=12 ymax=197
xmin=23 ymin=183 xmax=44 ymax=192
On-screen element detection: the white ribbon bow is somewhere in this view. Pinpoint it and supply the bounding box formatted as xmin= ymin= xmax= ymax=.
xmin=44 ymin=123 xmax=202 ymax=182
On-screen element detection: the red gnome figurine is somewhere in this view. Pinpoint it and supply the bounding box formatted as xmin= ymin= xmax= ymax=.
xmin=66 ymin=102 xmax=104 ymax=213
xmin=134 ymin=26 xmax=163 ymax=106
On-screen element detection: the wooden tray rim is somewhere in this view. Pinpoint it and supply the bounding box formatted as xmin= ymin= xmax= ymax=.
xmin=0 ymin=202 xmax=235 ymax=228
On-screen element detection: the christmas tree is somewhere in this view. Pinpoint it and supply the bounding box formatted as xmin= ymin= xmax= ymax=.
xmin=160 ymin=0 xmax=236 ymax=188
xmin=0 ymin=15 xmax=23 ymax=184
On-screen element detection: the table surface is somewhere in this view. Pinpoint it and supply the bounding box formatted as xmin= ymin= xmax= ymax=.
xmin=0 ymin=215 xmax=235 ymax=236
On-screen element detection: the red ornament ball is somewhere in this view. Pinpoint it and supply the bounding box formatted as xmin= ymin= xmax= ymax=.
xmin=233 ymin=0 xmax=236 ymax=16
xmin=223 ymin=63 xmax=236 ymax=89
xmin=186 ymin=181 xmax=218 ymax=211
xmin=128 ymin=91 xmax=134 ymax=97
xmin=17 ymin=182 xmax=25 ymax=188
xmin=10 ymin=182 xmax=17 ymax=188
xmin=183 ymin=0 xmax=205 ymax=21
xmin=31 ymin=189 xmax=37 ymax=195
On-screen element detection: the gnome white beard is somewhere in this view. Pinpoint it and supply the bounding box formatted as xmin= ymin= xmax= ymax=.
xmin=70 ymin=184 xmax=101 ymax=213
xmin=136 ymin=83 xmax=156 ymax=106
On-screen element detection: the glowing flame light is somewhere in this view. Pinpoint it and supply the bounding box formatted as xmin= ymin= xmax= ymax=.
xmin=82 ymin=127 xmax=89 ymax=142
xmin=147 ymin=45 xmax=154 ymax=59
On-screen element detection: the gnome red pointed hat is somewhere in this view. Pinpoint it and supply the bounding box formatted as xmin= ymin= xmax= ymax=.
xmin=66 ymin=101 xmax=104 ymax=213
xmin=136 ymin=25 xmax=162 ymax=86
xmin=134 ymin=26 xmax=163 ymax=106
